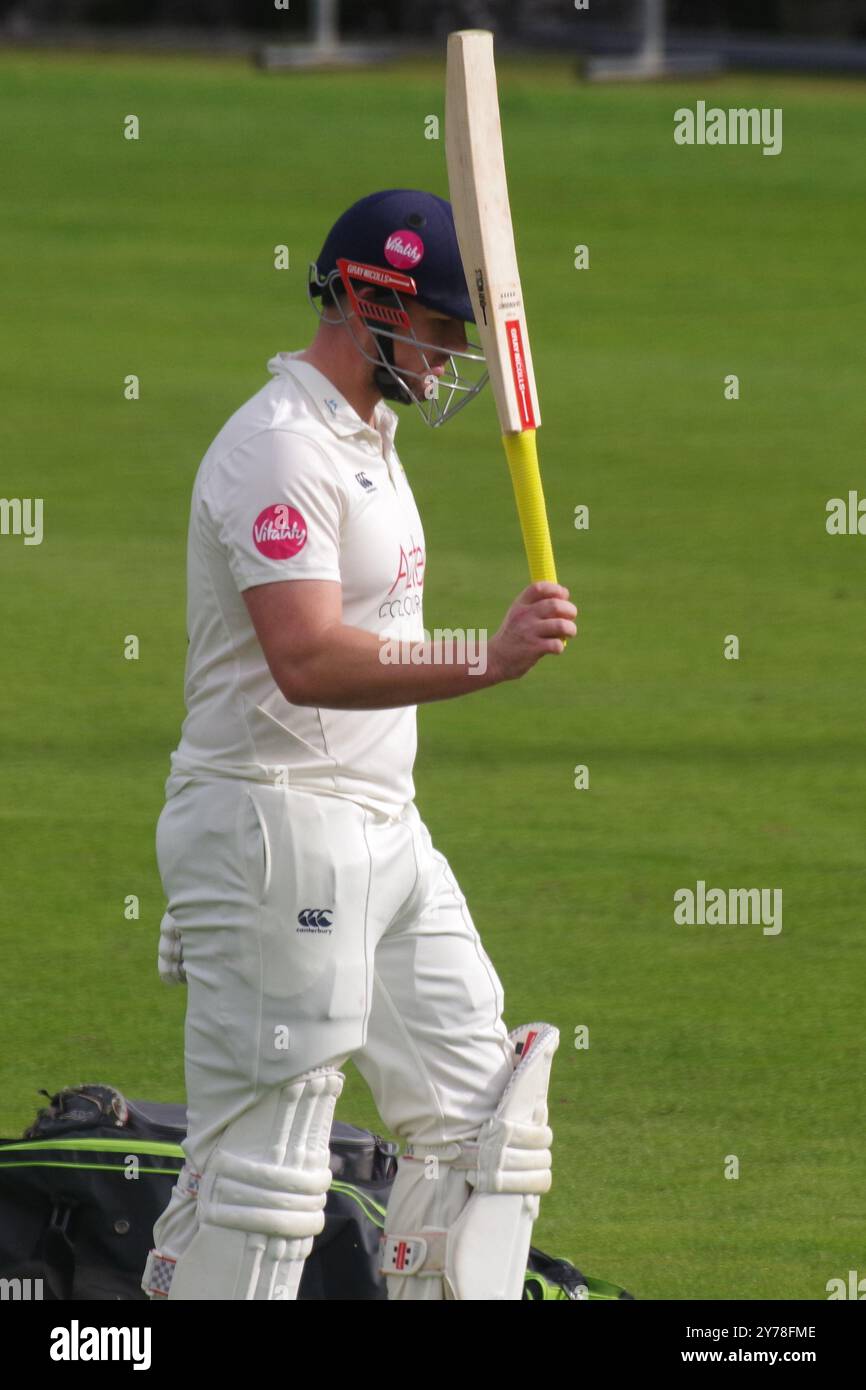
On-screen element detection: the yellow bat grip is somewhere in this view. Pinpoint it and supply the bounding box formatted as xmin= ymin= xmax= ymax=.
xmin=501 ymin=429 xmax=567 ymax=648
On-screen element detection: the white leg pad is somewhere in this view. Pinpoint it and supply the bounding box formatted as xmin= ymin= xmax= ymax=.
xmin=153 ymin=1065 xmax=344 ymax=1300
xmin=378 ymin=1139 xmax=474 ymax=1302
xmin=380 ymin=1022 xmax=559 ymax=1300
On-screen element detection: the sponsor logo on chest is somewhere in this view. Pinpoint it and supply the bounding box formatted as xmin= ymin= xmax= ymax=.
xmin=379 ymin=533 xmax=425 ymax=621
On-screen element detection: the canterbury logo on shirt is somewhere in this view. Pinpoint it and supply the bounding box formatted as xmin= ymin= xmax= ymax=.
xmin=297 ymin=908 xmax=334 ymax=932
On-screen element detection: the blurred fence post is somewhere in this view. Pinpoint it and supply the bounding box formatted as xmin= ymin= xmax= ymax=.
xmin=311 ymin=0 xmax=339 ymax=51
xmin=642 ymin=0 xmax=665 ymax=71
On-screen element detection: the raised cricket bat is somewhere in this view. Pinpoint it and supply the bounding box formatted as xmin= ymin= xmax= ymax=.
xmin=445 ymin=28 xmax=560 ymax=598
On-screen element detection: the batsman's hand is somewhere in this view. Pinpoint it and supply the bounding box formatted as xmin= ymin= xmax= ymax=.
xmin=489 ymin=582 xmax=577 ymax=682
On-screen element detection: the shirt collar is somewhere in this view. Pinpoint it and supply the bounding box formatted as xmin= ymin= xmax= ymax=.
xmin=268 ymin=351 xmax=400 ymax=456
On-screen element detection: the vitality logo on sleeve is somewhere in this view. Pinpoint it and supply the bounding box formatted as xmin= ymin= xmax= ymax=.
xmin=253 ymin=504 xmax=307 ymax=559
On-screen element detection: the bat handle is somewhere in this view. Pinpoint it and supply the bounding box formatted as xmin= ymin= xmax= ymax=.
xmin=501 ymin=430 xmax=567 ymax=650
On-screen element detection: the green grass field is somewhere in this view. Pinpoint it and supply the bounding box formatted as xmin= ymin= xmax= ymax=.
xmin=0 ymin=49 xmax=863 ymax=1301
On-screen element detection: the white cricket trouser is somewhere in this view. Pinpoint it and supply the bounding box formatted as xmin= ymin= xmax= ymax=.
xmin=150 ymin=775 xmax=514 ymax=1293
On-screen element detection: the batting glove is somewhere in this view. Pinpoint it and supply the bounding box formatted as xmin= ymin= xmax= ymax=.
xmin=158 ymin=910 xmax=186 ymax=985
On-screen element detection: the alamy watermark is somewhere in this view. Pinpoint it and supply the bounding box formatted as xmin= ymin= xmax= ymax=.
xmin=826 ymin=1269 xmax=866 ymax=1299
xmin=674 ymin=101 xmax=782 ymax=157
xmin=379 ymin=627 xmax=488 ymax=675
xmin=0 ymin=497 xmax=43 ymax=545
xmin=674 ymin=880 xmax=782 ymax=935
xmin=0 ymin=1276 xmax=43 ymax=1299
xmin=50 ymin=1321 xmax=151 ymax=1369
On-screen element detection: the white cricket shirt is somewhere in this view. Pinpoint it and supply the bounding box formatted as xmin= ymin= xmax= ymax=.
xmin=165 ymin=351 xmax=427 ymax=815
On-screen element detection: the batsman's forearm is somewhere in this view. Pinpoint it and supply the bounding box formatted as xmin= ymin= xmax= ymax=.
xmin=275 ymin=623 xmax=500 ymax=710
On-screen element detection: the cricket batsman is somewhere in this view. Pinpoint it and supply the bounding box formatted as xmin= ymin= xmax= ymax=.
xmin=142 ymin=190 xmax=577 ymax=1300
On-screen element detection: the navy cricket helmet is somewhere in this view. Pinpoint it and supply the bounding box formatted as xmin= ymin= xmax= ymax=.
xmin=309 ymin=189 xmax=475 ymax=324
xmin=306 ymin=189 xmax=488 ymax=426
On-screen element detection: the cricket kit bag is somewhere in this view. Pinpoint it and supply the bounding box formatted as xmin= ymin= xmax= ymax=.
xmin=0 ymin=1084 xmax=634 ymax=1301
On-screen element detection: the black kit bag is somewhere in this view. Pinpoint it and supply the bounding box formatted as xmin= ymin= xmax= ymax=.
xmin=0 ymin=1083 xmax=633 ymax=1301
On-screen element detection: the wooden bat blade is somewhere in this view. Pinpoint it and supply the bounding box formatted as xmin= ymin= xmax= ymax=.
xmin=445 ymin=28 xmax=562 ymax=611
xmin=445 ymin=28 xmax=540 ymax=435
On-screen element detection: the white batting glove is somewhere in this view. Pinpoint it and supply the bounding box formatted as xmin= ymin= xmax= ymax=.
xmin=158 ymin=910 xmax=186 ymax=985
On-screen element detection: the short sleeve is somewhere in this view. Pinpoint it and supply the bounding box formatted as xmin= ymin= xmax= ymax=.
xmin=202 ymin=430 xmax=345 ymax=592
